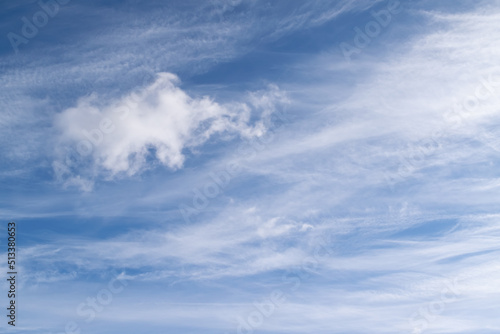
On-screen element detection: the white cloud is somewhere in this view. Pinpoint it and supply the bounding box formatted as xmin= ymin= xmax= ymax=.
xmin=54 ymin=73 xmax=288 ymax=184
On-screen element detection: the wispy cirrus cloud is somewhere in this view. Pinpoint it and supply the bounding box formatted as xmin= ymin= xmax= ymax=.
xmin=3 ymin=1 xmax=500 ymax=334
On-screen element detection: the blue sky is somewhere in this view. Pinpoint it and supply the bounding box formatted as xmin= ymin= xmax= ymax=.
xmin=1 ymin=0 xmax=500 ymax=333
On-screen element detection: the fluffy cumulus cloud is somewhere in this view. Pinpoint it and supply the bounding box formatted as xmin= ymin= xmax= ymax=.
xmin=54 ymin=73 xmax=287 ymax=186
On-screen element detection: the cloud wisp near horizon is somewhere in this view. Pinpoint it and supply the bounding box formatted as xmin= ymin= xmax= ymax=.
xmin=1 ymin=0 xmax=500 ymax=333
